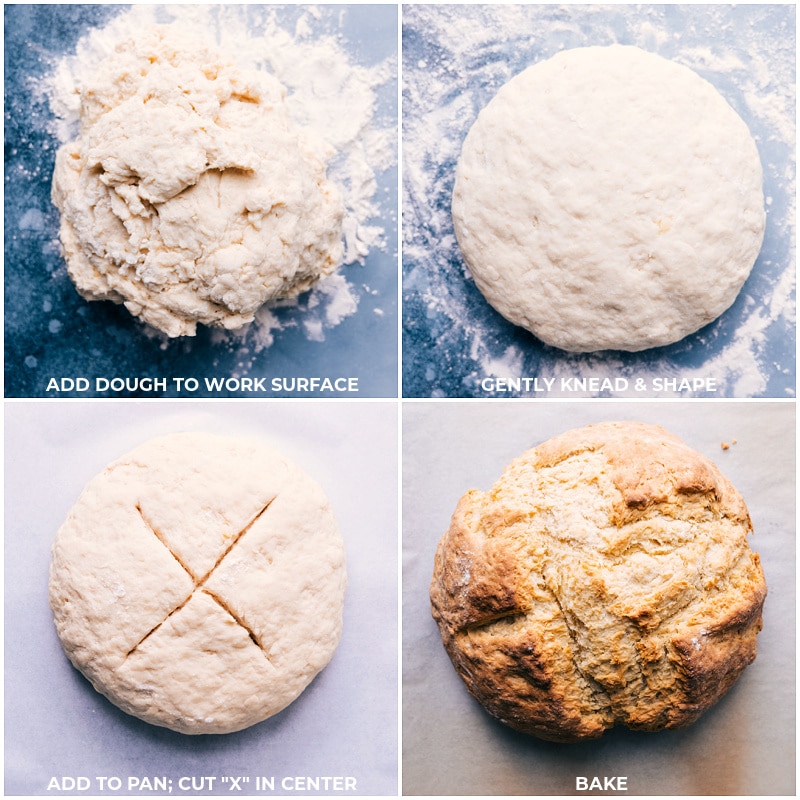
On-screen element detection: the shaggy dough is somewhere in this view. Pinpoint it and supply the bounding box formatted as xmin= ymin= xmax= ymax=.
xmin=52 ymin=26 xmax=344 ymax=337
xmin=49 ymin=433 xmax=346 ymax=734
xmin=452 ymin=45 xmax=766 ymax=352
xmin=431 ymin=421 xmax=767 ymax=741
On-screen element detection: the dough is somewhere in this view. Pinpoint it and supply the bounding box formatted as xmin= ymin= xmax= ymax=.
xmin=430 ymin=421 xmax=767 ymax=741
xmin=452 ymin=45 xmax=766 ymax=352
xmin=49 ymin=432 xmax=346 ymax=734
xmin=51 ymin=26 xmax=344 ymax=337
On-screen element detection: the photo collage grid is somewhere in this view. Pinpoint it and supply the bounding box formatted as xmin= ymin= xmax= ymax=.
xmin=3 ymin=4 xmax=796 ymax=798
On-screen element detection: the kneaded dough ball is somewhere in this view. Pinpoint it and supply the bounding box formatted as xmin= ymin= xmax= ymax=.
xmin=52 ymin=26 xmax=344 ymax=337
xmin=431 ymin=421 xmax=767 ymax=742
xmin=452 ymin=45 xmax=766 ymax=352
xmin=49 ymin=432 xmax=346 ymax=734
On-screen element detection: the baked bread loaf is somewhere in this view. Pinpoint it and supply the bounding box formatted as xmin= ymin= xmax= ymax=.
xmin=50 ymin=432 xmax=346 ymax=734
xmin=430 ymin=421 xmax=766 ymax=742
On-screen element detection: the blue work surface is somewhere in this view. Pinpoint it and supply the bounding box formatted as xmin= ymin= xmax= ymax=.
xmin=4 ymin=4 xmax=398 ymax=399
xmin=402 ymin=5 xmax=795 ymax=399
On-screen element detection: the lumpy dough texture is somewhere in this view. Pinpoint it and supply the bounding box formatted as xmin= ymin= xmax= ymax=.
xmin=52 ymin=26 xmax=344 ymax=337
xmin=49 ymin=433 xmax=347 ymax=734
xmin=452 ymin=45 xmax=766 ymax=352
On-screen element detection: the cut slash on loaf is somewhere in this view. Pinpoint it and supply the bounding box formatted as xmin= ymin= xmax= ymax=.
xmin=430 ymin=421 xmax=766 ymax=742
xmin=49 ymin=433 xmax=346 ymax=734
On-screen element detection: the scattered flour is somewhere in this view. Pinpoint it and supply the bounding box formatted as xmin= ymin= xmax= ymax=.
xmin=42 ymin=4 xmax=396 ymax=354
xmin=403 ymin=4 xmax=795 ymax=398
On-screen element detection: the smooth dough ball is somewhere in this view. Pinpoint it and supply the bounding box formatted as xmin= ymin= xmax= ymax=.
xmin=52 ymin=26 xmax=344 ymax=337
xmin=49 ymin=432 xmax=346 ymax=734
xmin=452 ymin=45 xmax=766 ymax=352
xmin=430 ymin=421 xmax=767 ymax=742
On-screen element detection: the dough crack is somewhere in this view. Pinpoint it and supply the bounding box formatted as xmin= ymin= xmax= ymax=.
xmin=198 ymin=498 xmax=274 ymax=583
xmin=136 ymin=502 xmax=198 ymax=580
xmin=127 ymin=498 xmax=274 ymax=659
xmin=202 ymin=588 xmax=276 ymax=669
xmin=461 ymin=610 xmax=526 ymax=634
xmin=545 ymin=576 xmax=611 ymax=712
xmin=124 ymin=593 xmax=193 ymax=657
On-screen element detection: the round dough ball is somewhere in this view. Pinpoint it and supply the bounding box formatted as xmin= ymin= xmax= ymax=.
xmin=430 ymin=421 xmax=766 ymax=742
xmin=451 ymin=45 xmax=766 ymax=352
xmin=51 ymin=26 xmax=344 ymax=337
xmin=49 ymin=432 xmax=346 ymax=734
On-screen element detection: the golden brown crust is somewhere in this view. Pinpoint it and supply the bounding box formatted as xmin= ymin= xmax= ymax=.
xmin=430 ymin=422 xmax=766 ymax=742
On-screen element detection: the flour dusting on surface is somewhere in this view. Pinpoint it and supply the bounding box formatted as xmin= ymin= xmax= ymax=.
xmin=42 ymin=4 xmax=396 ymax=355
xmin=403 ymin=4 xmax=795 ymax=398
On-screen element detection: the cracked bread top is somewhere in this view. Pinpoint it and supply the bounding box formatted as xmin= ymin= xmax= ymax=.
xmin=430 ymin=421 xmax=766 ymax=742
xmin=49 ymin=432 xmax=346 ymax=734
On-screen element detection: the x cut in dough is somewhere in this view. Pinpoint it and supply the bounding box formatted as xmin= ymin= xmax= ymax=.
xmin=452 ymin=45 xmax=766 ymax=352
xmin=49 ymin=433 xmax=346 ymax=734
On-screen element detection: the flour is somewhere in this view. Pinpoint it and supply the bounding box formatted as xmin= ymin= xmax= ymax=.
xmin=43 ymin=5 xmax=395 ymax=351
xmin=52 ymin=26 xmax=348 ymax=338
xmin=403 ymin=4 xmax=795 ymax=397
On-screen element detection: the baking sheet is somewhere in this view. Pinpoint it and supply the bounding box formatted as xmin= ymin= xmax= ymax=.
xmin=402 ymin=4 xmax=796 ymax=399
xmin=402 ymin=401 xmax=795 ymax=795
xmin=4 ymin=4 xmax=398 ymax=399
xmin=4 ymin=401 xmax=398 ymax=796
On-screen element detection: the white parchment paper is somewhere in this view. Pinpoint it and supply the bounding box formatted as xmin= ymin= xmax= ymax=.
xmin=5 ymin=400 xmax=398 ymax=796
xmin=402 ymin=400 xmax=795 ymax=796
